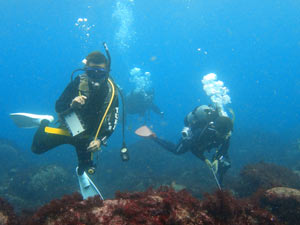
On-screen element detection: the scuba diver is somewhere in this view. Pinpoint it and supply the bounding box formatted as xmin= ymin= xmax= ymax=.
xmin=31 ymin=50 xmax=119 ymax=176
xmin=125 ymin=89 xmax=164 ymax=121
xmin=135 ymin=105 xmax=233 ymax=186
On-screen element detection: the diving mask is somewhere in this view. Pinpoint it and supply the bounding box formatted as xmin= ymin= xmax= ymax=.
xmin=85 ymin=66 xmax=108 ymax=79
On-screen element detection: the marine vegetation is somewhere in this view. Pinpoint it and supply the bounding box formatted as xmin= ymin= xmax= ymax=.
xmin=0 ymin=187 xmax=286 ymax=225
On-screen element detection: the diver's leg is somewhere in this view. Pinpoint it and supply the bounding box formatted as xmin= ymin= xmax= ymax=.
xmin=31 ymin=120 xmax=70 ymax=154
xmin=217 ymin=156 xmax=231 ymax=185
xmin=74 ymin=139 xmax=95 ymax=175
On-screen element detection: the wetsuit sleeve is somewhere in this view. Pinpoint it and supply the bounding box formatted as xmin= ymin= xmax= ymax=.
xmin=214 ymin=137 xmax=230 ymax=160
xmin=191 ymin=149 xmax=206 ymax=161
xmin=55 ymin=78 xmax=79 ymax=114
xmin=152 ymin=137 xmax=189 ymax=155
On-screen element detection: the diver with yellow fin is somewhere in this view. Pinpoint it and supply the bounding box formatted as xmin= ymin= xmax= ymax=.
xmin=11 ymin=43 xmax=129 ymax=199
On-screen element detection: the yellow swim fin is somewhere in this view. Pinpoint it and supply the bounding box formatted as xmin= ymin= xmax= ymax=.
xmin=44 ymin=126 xmax=71 ymax=136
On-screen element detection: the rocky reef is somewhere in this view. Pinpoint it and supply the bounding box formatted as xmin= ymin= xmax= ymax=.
xmin=0 ymin=138 xmax=77 ymax=212
xmin=0 ymin=187 xmax=286 ymax=225
xmin=0 ymin=161 xmax=299 ymax=224
xmin=1 ymin=139 xmax=299 ymax=224
xmin=2 ymin=164 xmax=77 ymax=212
xmin=260 ymin=187 xmax=300 ymax=225
xmin=232 ymin=161 xmax=300 ymax=197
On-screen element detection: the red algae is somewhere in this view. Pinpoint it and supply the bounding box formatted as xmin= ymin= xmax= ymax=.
xmin=202 ymin=190 xmax=280 ymax=225
xmin=9 ymin=186 xmax=285 ymax=225
xmin=25 ymin=192 xmax=102 ymax=225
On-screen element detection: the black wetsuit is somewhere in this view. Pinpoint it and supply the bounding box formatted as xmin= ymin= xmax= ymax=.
xmin=153 ymin=111 xmax=231 ymax=184
xmin=32 ymin=74 xmax=118 ymax=174
xmin=125 ymin=90 xmax=162 ymax=117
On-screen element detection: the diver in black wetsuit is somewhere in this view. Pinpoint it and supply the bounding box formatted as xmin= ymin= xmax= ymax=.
xmin=125 ymin=89 xmax=164 ymax=120
xmin=144 ymin=105 xmax=233 ymax=185
xmin=31 ymin=51 xmax=119 ymax=175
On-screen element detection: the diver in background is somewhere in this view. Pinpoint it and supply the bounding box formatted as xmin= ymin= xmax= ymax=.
xmin=31 ymin=51 xmax=119 ymax=175
xmin=136 ymin=105 xmax=233 ymax=185
xmin=125 ymin=88 xmax=164 ymax=121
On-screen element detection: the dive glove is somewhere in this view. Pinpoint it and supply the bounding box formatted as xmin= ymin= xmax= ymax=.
xmin=205 ymin=159 xmax=219 ymax=174
xmin=205 ymin=159 xmax=212 ymax=167
xmin=211 ymin=160 xmax=219 ymax=174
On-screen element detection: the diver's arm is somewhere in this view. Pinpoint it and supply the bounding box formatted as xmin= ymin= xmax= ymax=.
xmin=55 ymin=78 xmax=80 ymax=113
xmin=152 ymin=137 xmax=189 ymax=155
xmin=190 ymin=147 xmax=206 ymax=161
xmin=214 ymin=137 xmax=230 ymax=160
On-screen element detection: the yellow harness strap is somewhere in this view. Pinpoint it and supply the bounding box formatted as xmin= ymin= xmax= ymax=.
xmin=44 ymin=127 xmax=71 ymax=136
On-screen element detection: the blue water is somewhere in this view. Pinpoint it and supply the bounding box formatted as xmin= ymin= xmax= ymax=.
xmin=1 ymin=0 xmax=299 ymax=196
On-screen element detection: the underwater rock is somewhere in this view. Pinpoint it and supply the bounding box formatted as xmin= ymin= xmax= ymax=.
xmin=23 ymin=187 xmax=280 ymax=225
xmin=265 ymin=187 xmax=300 ymax=201
xmin=170 ymin=181 xmax=186 ymax=191
xmin=234 ymin=162 xmax=300 ymax=197
xmin=7 ymin=164 xmax=77 ymax=210
xmin=260 ymin=187 xmax=300 ymax=225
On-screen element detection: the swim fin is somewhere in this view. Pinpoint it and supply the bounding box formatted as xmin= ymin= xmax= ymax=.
xmin=10 ymin=113 xmax=54 ymax=128
xmin=135 ymin=125 xmax=156 ymax=138
xmin=76 ymin=167 xmax=104 ymax=200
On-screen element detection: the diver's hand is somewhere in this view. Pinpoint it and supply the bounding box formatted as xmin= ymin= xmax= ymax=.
xmin=87 ymin=139 xmax=101 ymax=152
xmin=70 ymin=96 xmax=87 ymax=108
xmin=205 ymin=159 xmax=212 ymax=168
xmin=211 ymin=160 xmax=219 ymax=174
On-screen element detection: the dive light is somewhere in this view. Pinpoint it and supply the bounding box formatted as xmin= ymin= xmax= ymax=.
xmin=120 ymin=147 xmax=129 ymax=161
